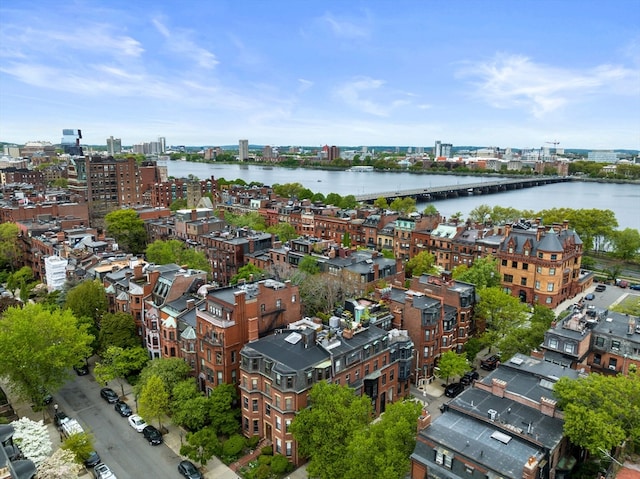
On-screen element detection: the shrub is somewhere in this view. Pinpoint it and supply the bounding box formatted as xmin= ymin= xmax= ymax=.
xmin=270 ymin=454 xmax=293 ymax=474
xmin=257 ymin=454 xmax=272 ymax=465
xmin=247 ymin=435 xmax=260 ymax=449
xmin=222 ymin=433 xmax=246 ymax=459
xmin=261 ymin=445 xmax=273 ymax=455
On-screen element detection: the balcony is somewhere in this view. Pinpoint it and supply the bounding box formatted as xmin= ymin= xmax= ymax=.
xmin=197 ymin=309 xmax=235 ymax=328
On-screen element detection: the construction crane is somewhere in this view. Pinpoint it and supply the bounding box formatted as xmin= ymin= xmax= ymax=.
xmin=544 ymin=140 xmax=560 ymax=161
xmin=546 ymin=140 xmax=560 ymax=148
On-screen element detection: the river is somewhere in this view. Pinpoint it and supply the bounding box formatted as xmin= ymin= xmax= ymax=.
xmin=161 ymin=161 xmax=639 ymax=231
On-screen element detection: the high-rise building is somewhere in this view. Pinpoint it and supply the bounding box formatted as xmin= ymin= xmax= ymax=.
xmin=106 ymin=136 xmax=122 ymax=155
xmin=239 ymin=139 xmax=249 ymax=161
xmin=158 ymin=137 xmax=166 ymax=154
xmin=61 ymin=129 xmax=83 ymax=156
xmin=434 ymin=141 xmax=452 ymax=158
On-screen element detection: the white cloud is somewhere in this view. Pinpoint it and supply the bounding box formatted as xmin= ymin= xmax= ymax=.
xmin=298 ymin=78 xmax=314 ymax=92
xmin=334 ymin=77 xmax=388 ymax=116
xmin=151 ymin=17 xmax=218 ymax=69
xmin=458 ymin=53 xmax=638 ymax=117
xmin=320 ymin=12 xmax=371 ymax=39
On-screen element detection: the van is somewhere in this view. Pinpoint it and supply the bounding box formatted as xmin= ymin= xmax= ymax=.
xmin=444 ymin=382 xmax=464 ymax=398
xmin=595 ymin=284 xmax=606 ymax=292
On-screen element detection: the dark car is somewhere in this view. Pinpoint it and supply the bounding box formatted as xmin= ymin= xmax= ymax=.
xmin=74 ymin=363 xmax=89 ymax=376
xmin=444 ymin=382 xmax=464 ymax=398
xmin=480 ymin=354 xmax=500 ymax=371
xmin=595 ymin=284 xmax=607 ymax=292
xmin=142 ymin=425 xmax=163 ymax=445
xmin=54 ymin=411 xmax=69 ymax=427
xmin=460 ymin=370 xmax=479 ymax=386
xmin=584 ymin=293 xmax=595 ymax=301
xmin=100 ymin=388 xmax=119 ymax=404
xmin=178 ymin=460 xmax=203 ymax=479
xmin=84 ymin=451 xmax=101 ymax=468
xmin=630 ymin=284 xmax=640 ymax=291
xmin=114 ymin=401 xmax=132 ymax=417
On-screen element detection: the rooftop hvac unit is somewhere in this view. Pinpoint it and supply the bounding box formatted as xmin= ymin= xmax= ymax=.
xmin=488 ymin=409 xmax=497 ymax=421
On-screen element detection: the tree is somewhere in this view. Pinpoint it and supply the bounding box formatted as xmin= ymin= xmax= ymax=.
xmin=343 ymin=400 xmax=422 ymax=479
xmin=94 ymin=346 xmax=149 ymax=397
xmin=180 ymin=426 xmax=221 ymax=467
xmin=169 ymin=198 xmax=188 ymax=211
xmin=435 ymin=351 xmax=470 ymax=384
xmin=554 ymin=372 xmax=640 ymax=455
xmin=405 ymin=251 xmax=437 ymax=278
xmin=298 ymin=255 xmax=320 ymax=275
xmin=64 ymin=279 xmax=108 ymax=324
xmin=36 ymin=448 xmax=81 ymax=479
xmin=373 ymin=197 xmax=389 ymax=210
xmin=61 ymin=431 xmax=94 ymax=464
xmin=173 ymin=394 xmax=210 ymax=431
xmin=475 ymin=287 xmax=528 ymax=351
xmin=611 ymin=228 xmax=640 ymax=261
xmin=146 ymin=239 xmax=210 ymax=271
xmin=230 ymin=263 xmax=264 ymax=285
xmin=341 ymin=231 xmax=352 ymax=248
xmin=452 ymin=256 xmax=501 ymax=290
xmin=7 ymin=266 xmax=34 ymax=296
xmin=291 ymin=382 xmax=372 ymax=479
xmin=389 ymin=197 xmax=417 ymax=215
xmin=208 ymin=383 xmax=240 ymax=436
xmin=266 ymin=222 xmax=298 ymax=242
xmin=98 ymin=312 xmax=139 ymax=352
xmin=136 ymin=358 xmax=192 ymax=401
xmin=104 ymin=209 xmax=147 ymax=254
xmin=498 ymin=305 xmax=555 ymax=359
xmin=0 ymin=304 xmax=93 ymax=405
xmin=0 ymin=222 xmax=22 ymax=272
xmin=340 ymin=194 xmax=358 ymax=209
xmin=138 ymin=374 xmax=170 ymax=429
xmin=422 ymin=204 xmax=439 ymax=216
xmin=11 ymin=417 xmax=52 ymax=465
xmin=467 ymin=204 xmax=493 ymax=224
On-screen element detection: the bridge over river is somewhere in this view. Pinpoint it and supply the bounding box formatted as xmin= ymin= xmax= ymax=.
xmin=354 ymin=176 xmax=570 ymax=203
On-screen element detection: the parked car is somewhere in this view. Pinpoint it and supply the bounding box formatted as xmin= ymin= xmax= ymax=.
xmin=128 ymin=414 xmax=147 ymax=432
xmin=584 ymin=293 xmax=595 ymax=300
xmin=460 ymin=370 xmax=479 ymax=386
xmin=616 ymin=280 xmax=629 ymax=288
xmin=595 ymin=284 xmax=607 ymax=292
xmin=93 ymin=463 xmax=117 ymax=479
xmin=178 ymin=460 xmax=203 ymax=479
xmin=73 ymin=363 xmax=89 ymax=376
xmin=84 ymin=451 xmax=101 ymax=468
xmin=114 ymin=401 xmax=132 ymax=417
xmin=142 ymin=425 xmax=163 ymax=445
xmin=100 ymin=388 xmax=119 ymax=404
xmin=480 ymin=354 xmax=501 ymax=371
xmin=444 ymin=382 xmax=465 ymax=398
xmin=630 ymin=284 xmax=640 ymax=291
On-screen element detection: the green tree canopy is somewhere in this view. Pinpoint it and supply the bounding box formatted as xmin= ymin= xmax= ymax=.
xmin=145 ymin=239 xmax=210 ymax=271
xmin=535 ymin=207 xmax=618 ymax=252
xmin=452 ymin=256 xmax=501 ymax=290
xmin=105 ymin=209 xmax=147 ymax=254
xmin=422 ymin=204 xmax=439 ymax=216
xmin=207 ymin=383 xmax=240 ymax=437
xmin=138 ymin=374 xmax=170 ymax=429
xmin=298 ymin=255 xmax=321 ymax=275
xmin=405 ymin=251 xmax=438 ymax=278
xmin=343 ymin=400 xmax=422 ymax=479
xmin=98 ymin=312 xmax=139 ymax=352
xmin=0 ymin=222 xmax=22 ymax=272
xmin=476 ymin=287 xmax=528 ymax=351
xmin=389 ymin=197 xmax=417 ymax=215
xmin=291 ymin=382 xmax=372 ymax=479
xmin=64 ymin=279 xmax=108 ymax=324
xmin=7 ymin=266 xmax=34 ymax=295
xmin=554 ymin=372 xmax=640 ymax=455
xmin=610 ymin=228 xmax=640 ymax=261
xmin=136 ymin=357 xmax=192 ymax=401
xmin=435 ymin=351 xmax=471 ymax=384
xmin=498 ymin=305 xmax=555 ymax=360
xmin=0 ymin=304 xmax=93 ymax=405
xmin=94 ymin=346 xmax=149 ymax=397
xmin=180 ymin=426 xmax=221 ymax=467
xmin=373 ymin=197 xmax=389 ymax=210
xmin=224 ymin=211 xmax=266 ymax=230
xmin=266 ymin=223 xmax=298 ymax=243
xmin=169 ymin=198 xmax=188 ymax=211
xmin=230 ymin=263 xmax=265 ymax=285
xmin=61 ymin=432 xmax=95 ymax=464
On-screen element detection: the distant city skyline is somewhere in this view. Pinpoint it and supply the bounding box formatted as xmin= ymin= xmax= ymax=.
xmin=0 ymin=1 xmax=638 ymax=149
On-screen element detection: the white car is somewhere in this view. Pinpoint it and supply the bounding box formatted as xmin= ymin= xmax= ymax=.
xmin=93 ymin=463 xmax=117 ymax=479
xmin=127 ymin=414 xmax=147 ymax=432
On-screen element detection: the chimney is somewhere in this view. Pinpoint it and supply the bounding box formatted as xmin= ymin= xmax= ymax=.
xmin=562 ymin=219 xmax=569 ymax=230
xmin=540 ymin=396 xmax=557 ymax=417
xmin=536 ymin=226 xmax=545 ymax=241
xmin=491 ymin=378 xmax=507 ymax=398
xmin=247 ymin=316 xmax=259 ymax=342
xmin=148 ymin=269 xmax=161 ymax=288
xmin=373 ymin=262 xmax=380 ymax=279
xmin=134 ymin=263 xmax=143 ymax=280
xmin=417 ymin=409 xmax=431 ymax=431
xmin=628 ymin=317 xmax=636 ymax=335
xmin=186 ymin=299 xmax=196 ymax=310
xmin=191 ymin=209 xmax=197 ymax=221
xmin=522 ymin=456 xmax=539 ymax=479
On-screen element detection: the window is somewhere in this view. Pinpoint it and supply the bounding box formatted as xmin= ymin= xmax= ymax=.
xmin=520 ymin=278 xmax=527 ymax=286
xmin=564 ymin=343 xmax=575 ymax=354
xmin=548 ymin=338 xmax=558 ymax=349
xmin=251 ymin=378 xmax=258 ymax=390
xmin=444 ymin=454 xmax=453 ymax=468
xmin=522 ymin=263 xmax=529 ymax=270
xmin=535 ymin=281 xmax=541 ymax=289
xmin=252 ymin=399 xmax=258 ymax=412
xmin=501 ymin=259 xmax=507 ymax=266
xmin=551 ymin=254 xmax=557 ymax=260
xmin=285 ymin=419 xmax=291 ymax=433
xmin=435 ymin=450 xmax=443 ymax=465
xmin=595 ymin=337 xmax=605 ymax=347
xmin=216 ymin=352 xmax=222 ymax=365
xmin=243 ymin=397 xmax=248 ymax=409
xmin=547 ymin=282 xmax=554 ymax=292
xmin=265 ymin=404 xmax=271 ymax=416
xmin=611 ymin=340 xmax=620 ymax=351
xmin=549 ymin=267 xmax=556 ymax=275
xmin=537 ymin=266 xmax=542 ymax=273
xmin=285 ymin=397 xmax=292 ymax=410
xmin=286 ymin=441 xmax=292 ymax=456
xmin=275 ymin=416 xmax=282 ymax=431
xmin=504 ymin=274 xmax=513 ymax=283
xmin=390 ymin=369 xmax=394 ymax=381
xmin=512 ymin=261 xmax=517 ymax=268
xmin=253 ymin=420 xmax=259 ymax=434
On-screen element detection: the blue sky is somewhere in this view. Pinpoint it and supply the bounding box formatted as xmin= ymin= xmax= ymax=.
xmin=1 ymin=1 xmax=638 ymax=149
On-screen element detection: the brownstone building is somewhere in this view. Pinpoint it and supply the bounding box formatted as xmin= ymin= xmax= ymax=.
xmin=195 ymin=279 xmax=302 ymax=394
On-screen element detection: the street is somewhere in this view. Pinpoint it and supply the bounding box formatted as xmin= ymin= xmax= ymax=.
xmin=56 ymin=373 xmax=183 ymax=479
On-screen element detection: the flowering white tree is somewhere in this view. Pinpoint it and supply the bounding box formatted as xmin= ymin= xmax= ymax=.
xmin=11 ymin=417 xmax=52 ymax=466
xmin=36 ymin=448 xmax=82 ymax=479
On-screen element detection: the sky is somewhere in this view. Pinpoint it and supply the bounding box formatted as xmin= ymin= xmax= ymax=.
xmin=0 ymin=1 xmax=639 ymax=150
